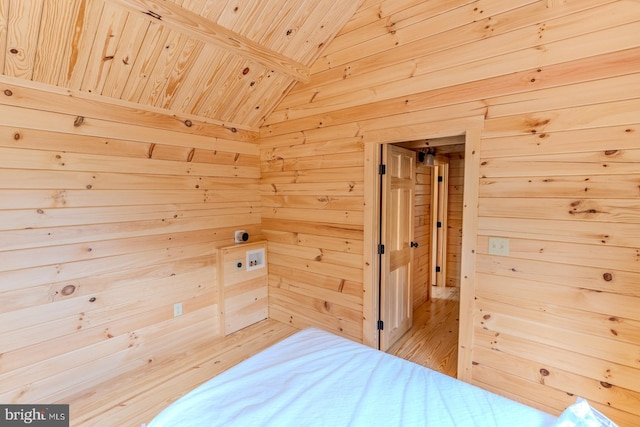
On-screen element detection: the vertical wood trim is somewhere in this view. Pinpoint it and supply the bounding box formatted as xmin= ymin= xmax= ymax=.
xmin=436 ymin=163 xmax=449 ymax=287
xmin=441 ymin=164 xmax=449 ymax=286
xmin=362 ymin=142 xmax=380 ymax=348
xmin=457 ymin=127 xmax=482 ymax=382
xmin=429 ymin=164 xmax=439 ymax=288
xmin=0 ymin=0 xmax=9 ymax=74
xmin=217 ymin=247 xmax=227 ymax=338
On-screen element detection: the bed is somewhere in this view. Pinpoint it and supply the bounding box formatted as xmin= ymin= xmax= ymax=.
xmin=147 ymin=327 xmax=611 ymax=427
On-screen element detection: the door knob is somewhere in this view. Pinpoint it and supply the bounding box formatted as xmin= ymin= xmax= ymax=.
xmin=410 ymin=241 xmax=419 ymax=248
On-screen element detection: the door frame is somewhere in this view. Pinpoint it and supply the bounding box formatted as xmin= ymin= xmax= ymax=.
xmin=362 ymin=117 xmax=483 ymax=382
xmin=430 ymin=161 xmax=449 ymax=289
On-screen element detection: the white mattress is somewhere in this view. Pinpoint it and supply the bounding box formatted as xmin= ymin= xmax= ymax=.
xmin=148 ymin=327 xmax=558 ymax=427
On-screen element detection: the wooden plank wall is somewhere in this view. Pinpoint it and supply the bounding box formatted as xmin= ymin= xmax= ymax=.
xmin=413 ymin=162 xmax=432 ymax=307
xmin=260 ymin=139 xmax=365 ymax=341
xmin=260 ymin=0 xmax=640 ymax=423
xmin=0 ymin=81 xmax=261 ymax=405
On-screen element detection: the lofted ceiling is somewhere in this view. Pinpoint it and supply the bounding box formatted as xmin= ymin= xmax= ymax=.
xmin=0 ymin=0 xmax=363 ymax=132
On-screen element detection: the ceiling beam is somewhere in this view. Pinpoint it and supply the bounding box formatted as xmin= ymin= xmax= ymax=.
xmin=108 ymin=0 xmax=310 ymax=83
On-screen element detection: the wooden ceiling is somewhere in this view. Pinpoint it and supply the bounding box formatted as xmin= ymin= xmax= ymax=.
xmin=0 ymin=0 xmax=363 ymax=131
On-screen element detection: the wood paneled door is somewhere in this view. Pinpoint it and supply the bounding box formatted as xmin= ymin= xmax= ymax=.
xmin=379 ymin=145 xmax=416 ymax=351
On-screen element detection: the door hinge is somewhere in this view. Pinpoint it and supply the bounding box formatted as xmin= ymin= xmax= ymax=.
xmin=436 ymin=266 xmax=441 ymax=272
xmin=378 ymin=244 xmax=385 ymax=255
xmin=437 ymin=221 xmax=442 ymax=228
xmin=379 ymin=164 xmax=386 ymax=175
xmin=377 ymin=320 xmax=384 ymax=330
xmin=438 ymin=175 xmax=443 ymax=182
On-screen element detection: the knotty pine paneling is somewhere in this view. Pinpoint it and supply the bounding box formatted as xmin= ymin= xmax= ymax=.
xmin=0 ymin=96 xmax=262 ymax=405
xmin=261 ymin=136 xmax=365 ymax=342
xmin=259 ymin=1 xmax=640 ymax=423
xmin=0 ymin=0 xmax=364 ymax=130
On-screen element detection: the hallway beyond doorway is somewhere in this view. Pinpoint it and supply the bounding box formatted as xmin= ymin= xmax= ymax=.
xmin=387 ymin=288 xmax=459 ymax=378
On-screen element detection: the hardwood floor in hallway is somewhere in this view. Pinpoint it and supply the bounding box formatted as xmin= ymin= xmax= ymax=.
xmin=387 ymin=287 xmax=460 ymax=378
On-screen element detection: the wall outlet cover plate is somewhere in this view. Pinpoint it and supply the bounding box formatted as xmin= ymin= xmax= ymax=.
xmin=488 ymin=237 xmax=510 ymax=256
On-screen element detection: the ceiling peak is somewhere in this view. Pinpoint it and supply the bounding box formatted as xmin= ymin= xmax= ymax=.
xmin=107 ymin=0 xmax=310 ymax=83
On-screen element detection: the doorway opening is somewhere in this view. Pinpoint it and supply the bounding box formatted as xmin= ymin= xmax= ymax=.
xmin=395 ymin=136 xmax=466 ymax=296
xmin=362 ymin=123 xmax=482 ymax=382
xmin=383 ymin=137 xmax=466 ymax=377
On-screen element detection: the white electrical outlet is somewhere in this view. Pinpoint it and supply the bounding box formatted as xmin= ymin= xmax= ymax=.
xmin=488 ymin=237 xmax=510 ymax=256
xmin=173 ymin=302 xmax=183 ymax=317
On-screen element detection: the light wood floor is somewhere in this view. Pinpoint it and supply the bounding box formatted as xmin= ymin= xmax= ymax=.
xmin=70 ymin=288 xmax=459 ymax=426
xmin=387 ymin=287 xmax=460 ymax=378
xmin=67 ymin=319 xmax=299 ymax=427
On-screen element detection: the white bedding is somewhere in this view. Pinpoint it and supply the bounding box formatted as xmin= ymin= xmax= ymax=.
xmin=148 ymin=327 xmax=558 ymax=427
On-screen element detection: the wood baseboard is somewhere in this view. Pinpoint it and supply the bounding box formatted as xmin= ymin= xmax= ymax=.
xmin=64 ymin=319 xmax=297 ymax=426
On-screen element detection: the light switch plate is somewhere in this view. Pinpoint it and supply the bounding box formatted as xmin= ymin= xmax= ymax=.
xmin=488 ymin=237 xmax=510 ymax=256
xmin=173 ymin=302 xmax=183 ymax=317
